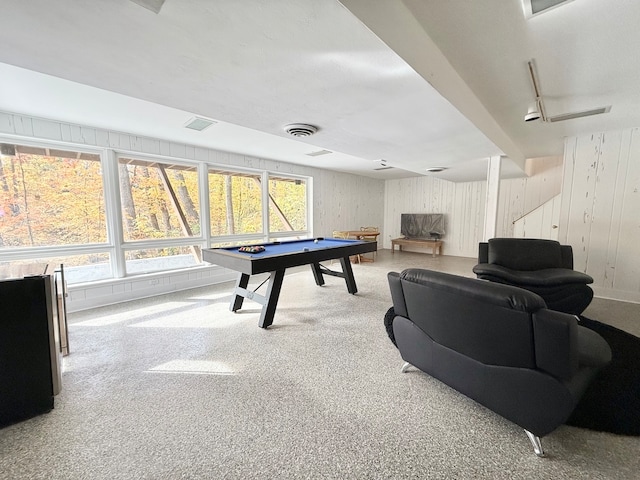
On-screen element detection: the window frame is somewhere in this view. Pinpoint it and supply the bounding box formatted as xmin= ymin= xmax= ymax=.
xmin=0 ymin=137 xmax=113 ymax=282
xmin=0 ymin=136 xmax=313 ymax=285
xmin=114 ymin=152 xmax=206 ymax=276
xmin=207 ymin=165 xmax=265 ymax=240
xmin=266 ymin=172 xmax=311 ymax=240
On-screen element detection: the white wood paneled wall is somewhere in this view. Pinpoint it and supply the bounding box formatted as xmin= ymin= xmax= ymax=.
xmin=560 ymin=129 xmax=640 ymax=303
xmin=314 ymin=169 xmax=385 ymax=237
xmin=383 ymin=158 xmax=561 ymax=259
xmin=513 ymin=194 xmax=560 ymax=240
xmin=497 ymin=156 xmax=562 ymax=238
xmin=0 ymin=111 xmax=384 ymax=310
xmin=384 ymin=176 xmax=485 ymax=258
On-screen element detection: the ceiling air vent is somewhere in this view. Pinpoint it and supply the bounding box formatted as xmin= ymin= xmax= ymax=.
xmin=184 ymin=117 xmax=216 ymax=132
xmin=284 ymin=124 xmax=318 ymax=137
xmin=305 ymin=149 xmax=332 ymax=157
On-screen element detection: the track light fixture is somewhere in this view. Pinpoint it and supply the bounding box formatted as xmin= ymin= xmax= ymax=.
xmin=524 ymin=101 xmax=541 ymax=122
xmin=526 ymin=60 xmax=547 ymax=123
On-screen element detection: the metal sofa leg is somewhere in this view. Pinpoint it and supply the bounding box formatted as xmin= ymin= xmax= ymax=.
xmin=401 ymin=362 xmax=412 ymax=373
xmin=524 ymin=430 xmax=545 ymax=457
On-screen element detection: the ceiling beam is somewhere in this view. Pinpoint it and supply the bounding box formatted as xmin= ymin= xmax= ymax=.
xmin=339 ymin=0 xmax=526 ymax=173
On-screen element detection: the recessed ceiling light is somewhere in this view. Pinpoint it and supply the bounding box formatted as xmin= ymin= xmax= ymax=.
xmin=184 ymin=117 xmax=216 ymax=132
xmin=426 ymin=167 xmax=448 ymax=173
xmin=372 ymin=159 xmax=393 ymax=171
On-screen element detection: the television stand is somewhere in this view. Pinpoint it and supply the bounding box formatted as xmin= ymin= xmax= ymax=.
xmin=391 ymin=237 xmax=443 ymax=257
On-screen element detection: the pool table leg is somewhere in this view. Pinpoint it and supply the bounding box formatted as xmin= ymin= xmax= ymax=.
xmin=340 ymin=257 xmax=358 ymax=294
xmin=259 ymin=269 xmax=285 ymax=329
xmin=230 ymin=273 xmax=250 ymax=312
xmin=310 ymin=259 xmax=358 ymax=294
xmin=310 ymin=262 xmax=325 ymax=286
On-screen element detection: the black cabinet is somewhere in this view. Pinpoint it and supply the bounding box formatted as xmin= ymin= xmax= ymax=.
xmin=0 ymin=275 xmax=60 ymax=426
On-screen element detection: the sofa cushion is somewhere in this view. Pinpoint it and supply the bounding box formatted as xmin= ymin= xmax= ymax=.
xmin=488 ymin=238 xmax=562 ymax=271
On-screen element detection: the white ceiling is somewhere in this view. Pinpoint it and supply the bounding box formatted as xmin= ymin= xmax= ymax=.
xmin=0 ymin=0 xmax=639 ymax=182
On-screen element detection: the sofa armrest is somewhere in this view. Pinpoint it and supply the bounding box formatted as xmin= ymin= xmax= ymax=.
xmin=473 ymin=264 xmax=593 ymax=286
xmin=478 ymin=242 xmax=488 ymax=264
xmin=576 ymin=325 xmax=612 ymax=367
xmin=532 ymin=309 xmax=579 ymax=380
xmin=560 ymin=245 xmax=574 ymax=270
xmin=387 ymin=272 xmax=408 ymax=318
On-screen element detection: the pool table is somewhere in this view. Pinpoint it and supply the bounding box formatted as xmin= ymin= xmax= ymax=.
xmin=202 ymin=238 xmax=377 ymax=328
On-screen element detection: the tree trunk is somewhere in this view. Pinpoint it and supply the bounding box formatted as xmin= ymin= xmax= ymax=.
xmin=174 ymin=171 xmax=199 ymax=223
xmin=140 ymin=167 xmax=160 ymax=231
xmin=0 ymin=159 xmax=10 ymax=192
xmin=17 ymin=156 xmax=35 ymax=245
xmin=160 ymin=200 xmax=172 ymax=232
xmin=9 ymin=157 xmax=21 ymax=215
xmin=224 ymin=175 xmax=234 ymax=234
xmin=118 ymin=164 xmax=137 ymax=237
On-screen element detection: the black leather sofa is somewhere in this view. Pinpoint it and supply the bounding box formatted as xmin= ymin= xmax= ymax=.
xmin=472 ymin=238 xmax=594 ymax=315
xmin=386 ymin=268 xmax=611 ymax=456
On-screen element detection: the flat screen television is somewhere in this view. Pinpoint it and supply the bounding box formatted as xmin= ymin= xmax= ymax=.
xmin=400 ymin=213 xmax=445 ymax=240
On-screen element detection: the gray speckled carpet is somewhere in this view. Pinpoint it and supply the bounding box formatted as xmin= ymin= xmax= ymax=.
xmin=1 ymin=251 xmax=639 ymax=479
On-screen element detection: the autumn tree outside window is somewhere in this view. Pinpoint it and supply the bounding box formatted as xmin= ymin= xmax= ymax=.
xmin=0 ymin=145 xmax=106 ymax=247
xmin=0 ymin=143 xmax=113 ymax=282
xmin=208 ymin=168 xmax=263 ymax=236
xmin=268 ymin=175 xmax=307 ymax=234
xmin=118 ymin=157 xmax=200 ymax=241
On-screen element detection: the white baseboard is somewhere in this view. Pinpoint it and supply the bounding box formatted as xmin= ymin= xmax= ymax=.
xmin=592 ymin=286 xmax=640 ymax=305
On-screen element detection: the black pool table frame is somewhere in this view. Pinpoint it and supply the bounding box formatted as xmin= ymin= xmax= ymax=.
xmin=202 ymin=239 xmax=377 ymax=328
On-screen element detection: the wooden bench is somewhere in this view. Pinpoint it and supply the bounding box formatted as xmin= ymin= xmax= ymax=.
xmin=391 ymin=237 xmax=443 ymax=257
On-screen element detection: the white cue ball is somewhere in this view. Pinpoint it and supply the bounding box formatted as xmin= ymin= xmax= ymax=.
xmin=314 ymin=239 xmax=319 ymax=243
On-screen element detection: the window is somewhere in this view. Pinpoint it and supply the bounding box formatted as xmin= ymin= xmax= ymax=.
xmin=268 ymin=175 xmax=308 ymax=234
xmin=208 ymin=168 xmax=262 ymax=236
xmin=118 ymin=157 xmax=200 ymax=241
xmin=0 ymin=139 xmax=313 ymax=286
xmin=0 ymin=143 xmax=105 ymax=248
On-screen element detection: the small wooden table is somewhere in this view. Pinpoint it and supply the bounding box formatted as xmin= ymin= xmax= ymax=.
xmin=342 ymin=231 xmax=379 ymax=262
xmin=391 ymin=237 xmax=443 ymax=257
xmin=341 ymin=230 xmax=380 ymax=241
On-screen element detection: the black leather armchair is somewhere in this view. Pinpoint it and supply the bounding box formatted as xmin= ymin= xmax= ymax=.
xmin=472 ymin=238 xmax=594 ymax=315
xmin=387 ymin=268 xmax=611 ymax=456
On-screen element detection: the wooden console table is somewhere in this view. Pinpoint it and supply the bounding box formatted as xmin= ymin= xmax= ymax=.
xmin=391 ymin=238 xmax=443 ymax=257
